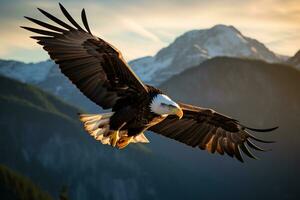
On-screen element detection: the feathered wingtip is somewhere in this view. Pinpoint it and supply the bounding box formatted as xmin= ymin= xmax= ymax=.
xmin=21 ymin=2 xmax=93 ymax=35
xmin=244 ymin=125 xmax=278 ymax=143
xmin=245 ymin=126 xmax=278 ymax=132
xmin=232 ymin=124 xmax=278 ymax=162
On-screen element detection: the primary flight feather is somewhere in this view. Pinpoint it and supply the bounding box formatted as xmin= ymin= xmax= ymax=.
xmin=22 ymin=3 xmax=277 ymax=162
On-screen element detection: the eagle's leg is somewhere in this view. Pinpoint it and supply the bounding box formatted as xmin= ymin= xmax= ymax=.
xmin=109 ymin=122 xmax=126 ymax=147
xmin=117 ymin=127 xmax=147 ymax=149
xmin=109 ymin=130 xmax=120 ymax=147
xmin=116 ymin=136 xmax=133 ymax=149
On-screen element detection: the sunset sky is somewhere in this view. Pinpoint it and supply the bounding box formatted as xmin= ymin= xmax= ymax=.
xmin=0 ymin=0 xmax=299 ymax=63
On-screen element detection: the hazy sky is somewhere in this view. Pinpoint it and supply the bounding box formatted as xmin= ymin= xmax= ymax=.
xmin=0 ymin=0 xmax=299 ymax=63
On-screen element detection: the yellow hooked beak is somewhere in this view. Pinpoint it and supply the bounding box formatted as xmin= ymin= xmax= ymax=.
xmin=173 ymin=107 xmax=183 ymax=119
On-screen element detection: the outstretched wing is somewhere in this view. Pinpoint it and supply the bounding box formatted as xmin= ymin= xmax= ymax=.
xmin=149 ymin=103 xmax=277 ymax=162
xmin=22 ymin=3 xmax=147 ymax=109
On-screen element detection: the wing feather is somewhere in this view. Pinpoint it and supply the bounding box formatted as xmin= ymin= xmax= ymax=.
xmin=22 ymin=4 xmax=147 ymax=109
xmin=81 ymin=9 xmax=92 ymax=34
xmin=150 ymin=103 xmax=277 ymax=162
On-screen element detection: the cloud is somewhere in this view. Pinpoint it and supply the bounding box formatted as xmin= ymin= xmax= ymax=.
xmin=0 ymin=0 xmax=299 ymax=62
xmin=120 ymin=17 xmax=161 ymax=42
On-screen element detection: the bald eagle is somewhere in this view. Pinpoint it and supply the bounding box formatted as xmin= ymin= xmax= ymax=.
xmin=22 ymin=4 xmax=277 ymax=162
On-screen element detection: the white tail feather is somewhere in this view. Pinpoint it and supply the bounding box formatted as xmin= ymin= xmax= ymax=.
xmin=132 ymin=133 xmax=150 ymax=143
xmin=79 ymin=113 xmax=113 ymax=145
xmin=79 ymin=112 xmax=150 ymax=146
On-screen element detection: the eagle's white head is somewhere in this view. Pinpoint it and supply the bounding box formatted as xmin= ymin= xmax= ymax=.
xmin=150 ymin=94 xmax=183 ymax=119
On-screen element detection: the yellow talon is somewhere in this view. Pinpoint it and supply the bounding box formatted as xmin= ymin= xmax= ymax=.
xmin=110 ymin=130 xmax=119 ymax=147
xmin=117 ymin=136 xmax=133 ymax=149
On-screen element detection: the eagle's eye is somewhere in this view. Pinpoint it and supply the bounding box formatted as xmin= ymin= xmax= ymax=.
xmin=160 ymin=103 xmax=168 ymax=107
xmin=161 ymin=103 xmax=176 ymax=108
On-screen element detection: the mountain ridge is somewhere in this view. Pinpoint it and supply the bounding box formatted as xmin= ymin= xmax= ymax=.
xmin=0 ymin=24 xmax=292 ymax=111
xmin=287 ymin=50 xmax=300 ymax=69
xmin=129 ymin=24 xmax=282 ymax=85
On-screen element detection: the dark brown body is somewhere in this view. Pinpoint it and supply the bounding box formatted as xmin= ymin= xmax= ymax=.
xmin=109 ymin=86 xmax=166 ymax=136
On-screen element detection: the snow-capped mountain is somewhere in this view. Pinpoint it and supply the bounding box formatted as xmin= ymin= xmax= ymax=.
xmin=129 ymin=24 xmax=282 ymax=85
xmin=0 ymin=59 xmax=53 ymax=83
xmin=0 ymin=59 xmax=99 ymax=112
xmin=0 ymin=24 xmax=284 ymax=110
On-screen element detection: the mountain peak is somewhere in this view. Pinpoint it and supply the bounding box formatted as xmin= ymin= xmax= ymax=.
xmin=293 ymin=50 xmax=300 ymax=58
xmin=181 ymin=24 xmax=239 ymax=38
xmin=287 ymin=49 xmax=300 ymax=69
xmin=129 ymin=24 xmax=281 ymax=85
xmin=211 ymin=24 xmax=239 ymax=32
xmin=0 ymin=59 xmax=54 ymax=83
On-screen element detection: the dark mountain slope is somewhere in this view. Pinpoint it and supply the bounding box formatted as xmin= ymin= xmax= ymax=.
xmin=0 ymin=76 xmax=204 ymax=200
xmin=160 ymin=57 xmax=299 ymax=127
xmin=153 ymin=57 xmax=300 ymax=200
xmin=0 ymin=164 xmax=54 ymax=200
